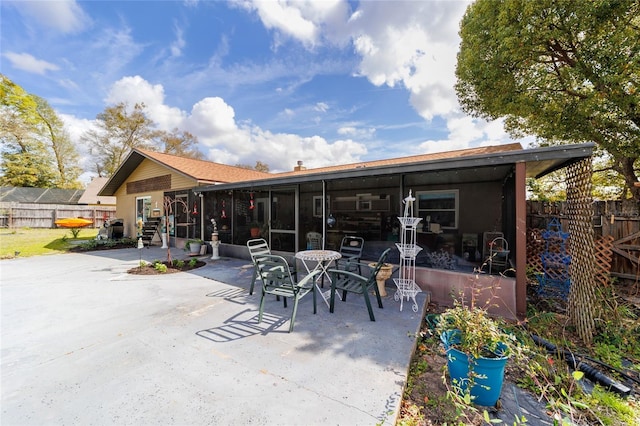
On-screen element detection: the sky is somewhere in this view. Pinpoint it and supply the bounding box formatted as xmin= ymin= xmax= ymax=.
xmin=1 ymin=0 xmax=528 ymax=183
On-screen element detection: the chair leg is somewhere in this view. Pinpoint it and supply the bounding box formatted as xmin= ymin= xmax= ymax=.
xmin=312 ymin=287 xmax=317 ymax=315
xmin=362 ymin=284 xmax=376 ymax=321
xmin=329 ymin=283 xmax=336 ymax=313
xmin=289 ymin=298 xmax=299 ymax=332
xmin=258 ymin=290 xmax=267 ymax=323
xmin=249 ymin=268 xmax=257 ymax=295
xmin=373 ymin=283 xmax=383 ymax=308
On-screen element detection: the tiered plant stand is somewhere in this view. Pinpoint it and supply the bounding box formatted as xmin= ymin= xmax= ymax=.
xmin=393 ymin=191 xmax=423 ymax=312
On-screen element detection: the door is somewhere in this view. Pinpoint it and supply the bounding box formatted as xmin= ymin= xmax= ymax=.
xmin=270 ymin=187 xmax=298 ymax=252
xmin=135 ymin=196 xmax=151 ymax=236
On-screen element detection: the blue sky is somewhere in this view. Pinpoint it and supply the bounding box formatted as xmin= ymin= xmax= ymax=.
xmin=1 ymin=0 xmax=526 ymax=182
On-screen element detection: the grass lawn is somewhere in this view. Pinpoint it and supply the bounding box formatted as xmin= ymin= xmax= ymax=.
xmin=0 ymin=228 xmax=99 ymax=259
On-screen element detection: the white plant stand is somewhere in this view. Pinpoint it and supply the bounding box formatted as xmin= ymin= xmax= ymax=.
xmin=392 ymin=191 xmax=423 ymax=312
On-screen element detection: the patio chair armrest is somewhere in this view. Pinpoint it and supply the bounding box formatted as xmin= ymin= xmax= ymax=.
xmin=327 ymin=268 xmax=368 ymax=283
xmin=296 ymin=269 xmax=322 ymax=288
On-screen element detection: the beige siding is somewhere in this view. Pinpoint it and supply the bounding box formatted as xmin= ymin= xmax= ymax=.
xmin=114 ymin=159 xmax=198 ymax=238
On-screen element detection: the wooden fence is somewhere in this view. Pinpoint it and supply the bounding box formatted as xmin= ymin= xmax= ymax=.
xmin=527 ymin=200 xmax=639 ymax=287
xmin=0 ymin=203 xmax=117 ymax=229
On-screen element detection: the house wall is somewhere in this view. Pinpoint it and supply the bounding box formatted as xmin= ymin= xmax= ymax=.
xmin=114 ymin=159 xmax=197 ymax=238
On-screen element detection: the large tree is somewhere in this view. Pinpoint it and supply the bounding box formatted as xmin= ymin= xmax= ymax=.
xmin=0 ymin=75 xmax=80 ymax=188
xmin=84 ymin=103 xmax=204 ymax=176
xmin=456 ymin=0 xmax=640 ymax=203
xmin=157 ymin=128 xmax=203 ymax=159
xmin=84 ymin=102 xmax=157 ymax=177
xmin=33 ymin=95 xmax=82 ymax=188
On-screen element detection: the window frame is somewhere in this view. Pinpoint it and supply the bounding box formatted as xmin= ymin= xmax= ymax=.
xmin=416 ymin=189 xmax=459 ymax=230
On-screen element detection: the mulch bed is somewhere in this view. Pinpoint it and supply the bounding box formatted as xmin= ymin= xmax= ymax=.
xmin=128 ymin=260 xmax=206 ymax=275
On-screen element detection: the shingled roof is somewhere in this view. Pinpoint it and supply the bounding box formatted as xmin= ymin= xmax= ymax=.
xmin=0 ymin=186 xmax=84 ymax=204
xmin=99 ymin=149 xmax=272 ymax=196
xmin=274 ymin=143 xmax=524 ymax=177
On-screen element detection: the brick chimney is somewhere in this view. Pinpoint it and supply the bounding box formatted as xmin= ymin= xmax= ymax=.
xmin=294 ymin=160 xmax=306 ymax=172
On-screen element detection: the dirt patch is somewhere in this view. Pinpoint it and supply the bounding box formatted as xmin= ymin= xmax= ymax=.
xmin=127 ymin=259 xmax=206 ymax=275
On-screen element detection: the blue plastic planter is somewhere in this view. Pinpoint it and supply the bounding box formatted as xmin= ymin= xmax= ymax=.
xmin=441 ymin=330 xmax=509 ymax=407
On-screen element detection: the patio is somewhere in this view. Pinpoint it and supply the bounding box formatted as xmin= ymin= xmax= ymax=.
xmin=1 ymin=247 xmax=427 ymax=425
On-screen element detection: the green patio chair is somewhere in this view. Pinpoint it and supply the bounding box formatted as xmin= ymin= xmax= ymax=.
xmin=328 ymin=248 xmax=391 ymax=322
xmin=256 ymin=254 xmax=321 ymax=333
xmin=335 ymin=236 xmax=365 ymax=274
xmin=247 ymin=238 xmax=297 ymax=295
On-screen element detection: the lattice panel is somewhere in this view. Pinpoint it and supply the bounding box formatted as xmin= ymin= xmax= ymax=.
xmin=565 ymin=158 xmax=597 ymax=343
xmin=594 ymin=235 xmax=614 ymax=288
xmin=527 ymin=229 xmax=545 ymax=274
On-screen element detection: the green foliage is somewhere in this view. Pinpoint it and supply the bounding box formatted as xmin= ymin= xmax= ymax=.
xmin=83 ymin=102 xmax=203 ymax=178
xmin=0 ymin=74 xmax=81 ymax=188
xmin=188 ymin=258 xmax=197 ymax=267
xmin=83 ymin=102 xmax=157 ymax=177
xmin=184 ymin=239 xmax=203 ymax=251
xmin=456 ymin=0 xmax=640 ymax=202
xmin=173 ymin=259 xmax=185 ymax=268
xmin=153 ymin=262 xmax=167 ymax=273
xmin=158 ymin=128 xmax=202 ymax=159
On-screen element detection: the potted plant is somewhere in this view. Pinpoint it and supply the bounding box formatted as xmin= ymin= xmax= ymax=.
xmin=185 ymin=239 xmax=204 ymax=255
xmin=435 ymin=297 xmax=515 ymax=407
xmin=249 ymin=222 xmax=261 ymax=238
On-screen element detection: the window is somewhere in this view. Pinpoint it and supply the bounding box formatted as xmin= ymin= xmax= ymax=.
xmin=416 ymin=190 xmax=459 ymax=229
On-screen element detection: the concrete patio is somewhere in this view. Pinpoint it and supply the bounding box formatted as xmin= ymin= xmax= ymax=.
xmin=1 ymin=247 xmax=427 ymax=425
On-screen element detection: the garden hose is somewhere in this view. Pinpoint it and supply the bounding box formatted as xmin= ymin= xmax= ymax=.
xmin=530 ymin=334 xmax=633 ymax=397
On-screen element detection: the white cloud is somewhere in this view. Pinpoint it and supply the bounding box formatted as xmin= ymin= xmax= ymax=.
xmin=66 ymin=76 xmax=369 ymax=173
xmin=170 ymin=23 xmax=186 ymax=57
xmin=10 ymin=0 xmax=91 ymax=34
xmin=105 ymin=76 xmax=185 ymax=130
xmin=337 ymin=125 xmax=375 ymax=139
xmin=234 ymin=0 xmax=351 ymax=48
xmin=3 ymin=52 xmax=59 ymax=75
xmin=236 ymin=1 xmax=516 ymax=155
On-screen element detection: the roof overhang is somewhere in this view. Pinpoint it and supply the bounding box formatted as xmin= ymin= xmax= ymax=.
xmin=197 ymin=143 xmax=595 ymax=192
xmin=98 ymin=150 xmax=202 ymax=196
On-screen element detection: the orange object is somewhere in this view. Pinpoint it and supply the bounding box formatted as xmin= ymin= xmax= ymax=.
xmin=55 ymin=218 xmax=93 ymax=228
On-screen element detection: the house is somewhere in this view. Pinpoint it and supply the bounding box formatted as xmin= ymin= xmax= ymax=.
xmin=97 ymin=148 xmax=271 ymax=244
xmin=99 ymin=143 xmax=595 ymax=318
xmin=195 ymin=142 xmax=595 ymax=319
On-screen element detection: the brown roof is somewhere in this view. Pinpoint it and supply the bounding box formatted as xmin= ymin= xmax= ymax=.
xmin=137 ymin=148 xmax=272 ymax=183
xmin=275 ymin=143 xmax=524 ymax=177
xmin=98 ymin=148 xmax=273 ymax=196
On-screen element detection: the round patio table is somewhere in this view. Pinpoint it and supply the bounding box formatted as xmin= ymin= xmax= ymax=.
xmin=295 ymin=250 xmax=341 ymax=308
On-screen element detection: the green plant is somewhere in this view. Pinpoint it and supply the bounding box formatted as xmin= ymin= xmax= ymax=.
xmin=188 ymin=258 xmax=197 ymax=267
xmin=154 ymin=262 xmax=167 ymax=273
xmin=173 ymin=259 xmax=185 ymax=268
xmin=184 ymin=239 xmax=203 ymax=250
xmin=435 ymin=270 xmax=516 ymax=360
xmin=69 ymin=228 xmax=81 ymax=238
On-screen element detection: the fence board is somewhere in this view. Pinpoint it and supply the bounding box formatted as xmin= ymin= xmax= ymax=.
xmin=0 ymin=203 xmax=116 ymax=229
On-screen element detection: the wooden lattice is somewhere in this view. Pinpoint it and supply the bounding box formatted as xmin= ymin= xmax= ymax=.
xmin=565 ymin=158 xmax=597 ymax=343
xmin=595 ymin=235 xmax=614 ymax=288
xmin=527 ymin=228 xmax=545 ymax=274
